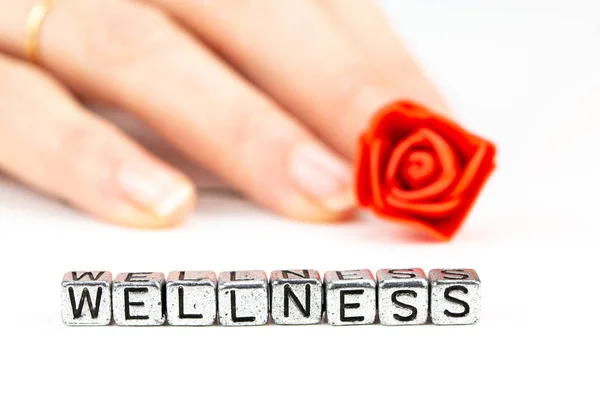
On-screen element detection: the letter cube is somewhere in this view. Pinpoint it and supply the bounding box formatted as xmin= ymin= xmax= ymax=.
xmin=218 ymin=271 xmax=269 ymax=326
xmin=377 ymin=268 xmax=429 ymax=326
xmin=113 ymin=272 xmax=165 ymax=326
xmin=324 ymin=269 xmax=376 ymax=325
xmin=166 ymin=271 xmax=217 ymax=326
xmin=270 ymin=270 xmax=323 ymax=325
xmin=61 ymin=271 xmax=112 ymax=326
xmin=429 ymin=269 xmax=481 ymax=325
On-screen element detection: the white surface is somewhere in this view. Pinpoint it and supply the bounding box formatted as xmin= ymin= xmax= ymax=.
xmin=1 ymin=1 xmax=599 ymax=398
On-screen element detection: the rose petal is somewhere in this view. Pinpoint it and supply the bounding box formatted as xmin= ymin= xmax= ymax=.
xmin=449 ymin=141 xmax=495 ymax=197
xmin=369 ymin=138 xmax=386 ymax=210
xmin=384 ymin=128 xmax=459 ymax=202
xmin=366 ymin=103 xmax=430 ymax=142
xmin=383 ymin=194 xmax=462 ymax=218
xmin=355 ymin=135 xmax=373 ymax=206
xmin=384 ymin=131 xmax=432 ymax=184
xmin=399 ymin=151 xmax=437 ymax=189
xmin=428 ymin=154 xmax=495 ymax=239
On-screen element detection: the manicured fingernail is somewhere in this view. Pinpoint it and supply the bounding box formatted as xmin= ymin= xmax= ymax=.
xmin=289 ymin=142 xmax=356 ymax=213
xmin=118 ymin=161 xmax=195 ymax=218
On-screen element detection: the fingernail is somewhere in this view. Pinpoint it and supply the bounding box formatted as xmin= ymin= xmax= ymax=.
xmin=118 ymin=161 xmax=195 ymax=218
xmin=289 ymin=142 xmax=356 ymax=213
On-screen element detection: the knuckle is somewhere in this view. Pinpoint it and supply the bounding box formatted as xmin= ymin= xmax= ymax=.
xmin=35 ymin=120 xmax=119 ymax=197
xmin=0 ymin=61 xmax=57 ymax=122
xmin=204 ymin=97 xmax=295 ymax=180
xmin=0 ymin=59 xmax=13 ymax=90
xmin=236 ymin=111 xmax=302 ymax=178
xmin=0 ymin=59 xmax=33 ymax=94
xmin=82 ymin=2 xmax=174 ymax=71
xmin=50 ymin=120 xmax=117 ymax=173
xmin=232 ymin=105 xmax=288 ymax=157
xmin=334 ymin=63 xmax=384 ymax=114
xmin=55 ymin=122 xmax=95 ymax=157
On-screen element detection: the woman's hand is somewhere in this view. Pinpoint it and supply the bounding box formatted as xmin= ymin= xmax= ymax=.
xmin=0 ymin=0 xmax=447 ymax=227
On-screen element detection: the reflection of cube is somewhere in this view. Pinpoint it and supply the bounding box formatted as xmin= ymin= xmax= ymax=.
xmin=324 ymin=270 xmax=376 ymax=326
xmin=61 ymin=271 xmax=112 ymax=326
xmin=218 ymin=271 xmax=268 ymax=326
xmin=429 ymin=269 xmax=481 ymax=325
xmin=113 ymin=272 xmax=165 ymax=326
xmin=166 ymin=271 xmax=217 ymax=326
xmin=270 ymin=270 xmax=323 ymax=325
xmin=377 ymin=268 xmax=429 ymax=326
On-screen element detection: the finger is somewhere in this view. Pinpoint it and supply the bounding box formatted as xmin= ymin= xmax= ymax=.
xmin=88 ymin=104 xmax=227 ymax=190
xmin=142 ymin=0 xmax=445 ymax=159
xmin=319 ymin=0 xmax=449 ymax=114
xmin=0 ymin=0 xmax=355 ymax=220
xmin=0 ymin=54 xmax=196 ymax=228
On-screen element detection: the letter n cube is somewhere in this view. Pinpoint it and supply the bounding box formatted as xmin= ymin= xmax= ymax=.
xmin=270 ymin=269 xmax=323 ymax=325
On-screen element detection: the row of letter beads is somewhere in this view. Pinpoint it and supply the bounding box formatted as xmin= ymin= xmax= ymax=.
xmin=61 ymin=269 xmax=481 ymax=326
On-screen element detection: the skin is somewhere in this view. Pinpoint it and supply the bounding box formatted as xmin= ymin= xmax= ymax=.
xmin=0 ymin=0 xmax=448 ymax=228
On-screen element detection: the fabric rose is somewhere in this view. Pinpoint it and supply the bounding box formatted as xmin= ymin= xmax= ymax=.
xmin=356 ymin=101 xmax=496 ymax=240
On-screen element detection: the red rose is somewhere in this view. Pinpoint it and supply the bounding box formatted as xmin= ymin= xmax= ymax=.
xmin=356 ymin=101 xmax=496 ymax=240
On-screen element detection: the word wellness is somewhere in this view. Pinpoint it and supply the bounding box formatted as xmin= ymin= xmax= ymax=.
xmin=61 ymin=268 xmax=481 ymax=327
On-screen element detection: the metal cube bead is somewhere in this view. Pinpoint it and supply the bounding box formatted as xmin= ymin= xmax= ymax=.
xmin=377 ymin=268 xmax=429 ymax=326
xmin=113 ymin=272 xmax=165 ymax=326
xmin=218 ymin=270 xmax=269 ymax=326
xmin=270 ymin=270 xmax=323 ymax=325
xmin=166 ymin=271 xmax=217 ymax=326
xmin=429 ymin=269 xmax=481 ymax=325
xmin=324 ymin=269 xmax=376 ymax=325
xmin=61 ymin=271 xmax=112 ymax=326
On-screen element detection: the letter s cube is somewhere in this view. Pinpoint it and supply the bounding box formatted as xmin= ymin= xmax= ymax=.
xmin=377 ymin=268 xmax=429 ymax=325
xmin=429 ymin=269 xmax=481 ymax=325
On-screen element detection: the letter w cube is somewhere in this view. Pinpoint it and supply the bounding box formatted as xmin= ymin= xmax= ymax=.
xmin=61 ymin=271 xmax=112 ymax=326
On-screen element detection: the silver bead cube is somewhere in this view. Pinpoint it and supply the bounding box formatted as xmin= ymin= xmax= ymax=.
xmin=61 ymin=271 xmax=112 ymax=326
xmin=218 ymin=271 xmax=269 ymax=326
xmin=377 ymin=268 xmax=429 ymax=326
xmin=429 ymin=269 xmax=481 ymax=325
xmin=270 ymin=270 xmax=323 ymax=325
xmin=324 ymin=269 xmax=376 ymax=325
xmin=166 ymin=271 xmax=217 ymax=326
xmin=113 ymin=272 xmax=165 ymax=326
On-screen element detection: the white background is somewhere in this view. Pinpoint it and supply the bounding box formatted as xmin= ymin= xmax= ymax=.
xmin=1 ymin=1 xmax=599 ymax=398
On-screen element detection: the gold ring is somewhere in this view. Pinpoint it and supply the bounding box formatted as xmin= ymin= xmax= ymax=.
xmin=24 ymin=0 xmax=55 ymax=64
